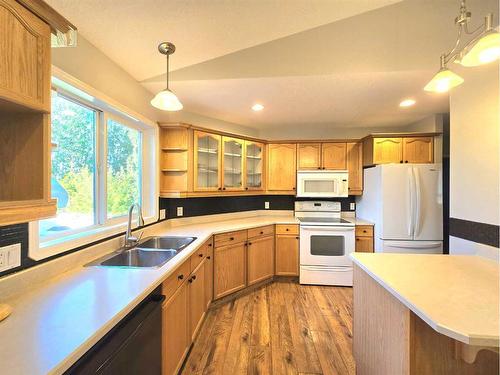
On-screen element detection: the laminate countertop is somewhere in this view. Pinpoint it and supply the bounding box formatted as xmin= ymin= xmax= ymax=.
xmin=0 ymin=214 xmax=301 ymax=375
xmin=351 ymin=253 xmax=499 ymax=347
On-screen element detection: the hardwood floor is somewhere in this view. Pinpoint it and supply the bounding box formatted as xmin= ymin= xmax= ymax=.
xmin=181 ymin=281 xmax=355 ymax=375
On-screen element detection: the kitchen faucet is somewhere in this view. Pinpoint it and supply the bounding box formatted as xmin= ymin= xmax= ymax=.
xmin=124 ymin=203 xmax=144 ymax=249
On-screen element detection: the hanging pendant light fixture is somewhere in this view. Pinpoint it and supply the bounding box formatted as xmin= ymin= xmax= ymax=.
xmin=424 ymin=0 xmax=499 ymax=93
xmin=151 ymin=42 xmax=183 ymax=111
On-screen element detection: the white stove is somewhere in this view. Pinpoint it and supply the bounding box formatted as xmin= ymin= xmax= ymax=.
xmin=295 ymin=201 xmax=355 ymax=286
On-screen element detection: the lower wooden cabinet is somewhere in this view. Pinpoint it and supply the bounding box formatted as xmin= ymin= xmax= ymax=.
xmin=204 ymin=241 xmax=214 ymax=309
xmin=247 ymin=235 xmax=274 ymax=285
xmin=214 ymin=241 xmax=247 ymax=299
xmin=162 ymin=281 xmax=189 ymax=375
xmin=275 ymin=232 xmax=299 ymax=276
xmin=189 ymin=260 xmax=206 ymax=341
xmin=355 ymin=225 xmax=374 ymax=253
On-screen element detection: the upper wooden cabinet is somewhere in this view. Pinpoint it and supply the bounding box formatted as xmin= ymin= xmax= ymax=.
xmin=363 ymin=134 xmax=436 ymax=166
xmin=222 ymin=136 xmax=244 ymax=191
xmin=297 ymin=142 xmax=347 ymax=170
xmin=0 ymin=0 xmax=51 ymax=112
xmin=347 ymin=142 xmax=363 ymax=195
xmin=194 ymin=130 xmax=222 ymax=192
xmin=245 ymin=141 xmax=264 ymax=191
xmin=267 ymin=143 xmax=297 ymax=192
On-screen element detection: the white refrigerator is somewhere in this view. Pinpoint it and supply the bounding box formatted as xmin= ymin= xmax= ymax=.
xmin=356 ymin=164 xmax=443 ymax=254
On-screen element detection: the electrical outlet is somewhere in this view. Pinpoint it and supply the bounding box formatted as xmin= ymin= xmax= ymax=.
xmin=0 ymin=243 xmax=21 ymax=273
xmin=350 ymin=202 xmax=356 ymax=211
xmin=159 ymin=209 xmax=166 ymax=220
xmin=264 ymin=201 xmax=270 ymax=209
xmin=177 ymin=207 xmax=184 ymax=217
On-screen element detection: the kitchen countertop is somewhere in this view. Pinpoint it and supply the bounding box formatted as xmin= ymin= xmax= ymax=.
xmin=351 ymin=253 xmax=499 ymax=347
xmin=0 ymin=214 xmax=299 ymax=375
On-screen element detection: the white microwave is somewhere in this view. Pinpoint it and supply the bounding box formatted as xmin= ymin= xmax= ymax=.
xmin=296 ymin=170 xmax=349 ymax=197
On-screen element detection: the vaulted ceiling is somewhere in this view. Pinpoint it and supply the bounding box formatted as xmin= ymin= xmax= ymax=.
xmin=46 ymin=0 xmax=498 ymax=131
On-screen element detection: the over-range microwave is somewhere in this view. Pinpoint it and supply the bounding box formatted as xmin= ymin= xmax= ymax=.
xmin=296 ymin=170 xmax=349 ymax=198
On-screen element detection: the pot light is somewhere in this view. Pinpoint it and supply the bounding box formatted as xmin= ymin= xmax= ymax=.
xmin=252 ymin=104 xmax=264 ymax=111
xmin=399 ymin=99 xmax=416 ymax=107
xmin=151 ymin=42 xmax=183 ymax=111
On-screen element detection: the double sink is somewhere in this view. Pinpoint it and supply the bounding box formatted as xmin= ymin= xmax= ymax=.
xmin=87 ymin=236 xmax=197 ymax=268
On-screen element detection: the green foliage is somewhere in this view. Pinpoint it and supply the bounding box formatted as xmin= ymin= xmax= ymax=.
xmin=59 ymin=168 xmax=93 ymax=213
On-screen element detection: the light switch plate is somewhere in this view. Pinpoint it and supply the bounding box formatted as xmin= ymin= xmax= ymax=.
xmin=0 ymin=243 xmax=21 ymax=273
xmin=177 ymin=207 xmax=184 ymax=217
xmin=350 ymin=202 xmax=356 ymax=210
xmin=264 ymin=201 xmax=270 ymax=209
xmin=159 ymin=209 xmax=166 ymax=220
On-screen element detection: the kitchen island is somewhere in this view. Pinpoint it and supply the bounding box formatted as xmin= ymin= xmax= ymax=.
xmin=351 ymin=253 xmax=499 ymax=375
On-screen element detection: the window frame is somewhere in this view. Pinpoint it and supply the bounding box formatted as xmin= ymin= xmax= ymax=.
xmin=29 ymin=67 xmax=159 ymax=261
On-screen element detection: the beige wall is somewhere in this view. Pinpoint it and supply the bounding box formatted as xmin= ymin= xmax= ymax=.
xmin=449 ymin=63 xmax=499 ymax=259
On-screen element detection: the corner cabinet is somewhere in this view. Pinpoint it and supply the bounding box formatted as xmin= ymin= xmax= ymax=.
xmin=267 ymin=143 xmax=297 ymax=193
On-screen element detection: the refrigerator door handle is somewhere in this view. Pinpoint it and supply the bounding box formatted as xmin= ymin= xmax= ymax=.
xmin=386 ymin=242 xmax=442 ymax=249
xmin=407 ymin=168 xmax=415 ymax=236
xmin=414 ymin=167 xmax=422 ymax=237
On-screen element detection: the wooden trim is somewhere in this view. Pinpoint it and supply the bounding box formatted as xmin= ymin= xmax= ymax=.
xmin=0 ymin=199 xmax=56 ymax=226
xmin=360 ymin=132 xmax=442 ymax=142
xmin=16 ymin=0 xmax=77 ymax=33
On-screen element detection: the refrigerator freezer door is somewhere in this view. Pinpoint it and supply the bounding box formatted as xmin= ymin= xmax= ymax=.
xmin=379 ymin=240 xmax=443 ymax=254
xmin=380 ymin=165 xmax=414 ymax=240
xmin=412 ymin=164 xmax=443 ymax=241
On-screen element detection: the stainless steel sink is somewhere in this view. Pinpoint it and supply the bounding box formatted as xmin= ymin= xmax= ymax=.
xmin=85 ymin=236 xmax=197 ymax=268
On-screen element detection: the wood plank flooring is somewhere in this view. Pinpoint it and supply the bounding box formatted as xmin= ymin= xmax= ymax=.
xmin=181 ymin=281 xmax=354 ymax=375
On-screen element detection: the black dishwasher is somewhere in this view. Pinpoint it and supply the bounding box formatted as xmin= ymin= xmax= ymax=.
xmin=66 ymin=290 xmax=165 ymax=375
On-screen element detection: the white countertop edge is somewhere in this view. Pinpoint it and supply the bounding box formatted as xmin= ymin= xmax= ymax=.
xmin=350 ymin=255 xmax=499 ymax=347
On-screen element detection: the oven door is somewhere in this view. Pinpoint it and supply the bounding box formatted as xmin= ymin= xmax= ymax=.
xmin=299 ymin=225 xmax=355 ymax=267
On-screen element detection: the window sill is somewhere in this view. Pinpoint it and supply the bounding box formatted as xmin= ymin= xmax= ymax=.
xmin=29 ymin=215 xmax=157 ymax=261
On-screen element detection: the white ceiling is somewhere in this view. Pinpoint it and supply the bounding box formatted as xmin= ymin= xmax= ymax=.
xmin=45 ymin=0 xmax=498 ymax=130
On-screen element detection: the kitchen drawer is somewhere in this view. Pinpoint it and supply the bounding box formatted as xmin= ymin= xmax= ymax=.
xmin=162 ymin=260 xmax=191 ymax=301
xmin=355 ymin=225 xmax=373 ymax=237
xmin=214 ymin=230 xmax=247 ymax=247
xmin=355 ymin=237 xmax=374 ymax=253
xmin=276 ymin=224 xmax=299 ymax=235
xmin=248 ymin=225 xmax=274 ymax=239
xmin=191 ymin=237 xmax=213 ymax=270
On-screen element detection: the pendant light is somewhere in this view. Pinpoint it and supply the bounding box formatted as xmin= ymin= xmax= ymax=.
xmin=151 ymin=42 xmax=183 ymax=111
xmin=424 ymin=0 xmax=499 ymax=93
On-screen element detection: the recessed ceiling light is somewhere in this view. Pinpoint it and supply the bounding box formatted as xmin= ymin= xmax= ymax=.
xmin=252 ymin=103 xmax=264 ymax=111
xmin=399 ymin=99 xmax=416 ymax=107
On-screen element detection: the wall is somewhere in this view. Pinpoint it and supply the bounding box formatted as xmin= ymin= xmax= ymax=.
xmin=449 ymin=63 xmax=499 ymax=259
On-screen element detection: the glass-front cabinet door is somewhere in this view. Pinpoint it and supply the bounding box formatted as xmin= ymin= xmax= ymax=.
xmin=245 ymin=141 xmax=264 ymax=190
xmin=222 ymin=136 xmax=245 ymax=191
xmin=194 ymin=131 xmax=221 ymax=191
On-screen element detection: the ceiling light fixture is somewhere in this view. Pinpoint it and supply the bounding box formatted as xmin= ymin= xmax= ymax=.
xmin=151 ymin=42 xmax=183 ymax=111
xmin=399 ymin=99 xmax=416 ymax=107
xmin=252 ymin=103 xmax=264 ymax=111
xmin=424 ymin=0 xmax=499 ymax=93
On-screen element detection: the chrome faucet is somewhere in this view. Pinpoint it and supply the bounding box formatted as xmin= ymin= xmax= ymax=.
xmin=124 ymin=203 xmax=144 ymax=249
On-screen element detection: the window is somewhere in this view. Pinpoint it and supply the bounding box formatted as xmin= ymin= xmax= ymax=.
xmin=30 ymin=71 xmax=158 ymax=259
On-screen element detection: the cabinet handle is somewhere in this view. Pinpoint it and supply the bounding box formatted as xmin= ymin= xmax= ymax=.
xmin=286 ymin=228 xmax=289 ymax=231
xmin=199 ymin=253 xmax=204 ymax=257
xmin=260 ymin=231 xmax=264 ymax=234
xmin=405 ymin=160 xmax=409 ymax=163
xmin=230 ymin=237 xmax=234 ymax=241
xmin=208 ymin=243 xmax=212 ymax=247
xmin=295 ymin=236 xmax=299 ymax=240
xmin=188 ymin=277 xmax=193 ymax=283
xmin=218 ymin=187 xmax=222 ymax=190
xmin=178 ymin=274 xmax=184 ymax=280
xmin=192 ymin=275 xmax=197 ymax=280
xmin=317 ymin=167 xmax=321 ymax=170
xmin=207 ymin=256 xmax=211 ymax=260
xmin=400 ymin=160 xmax=403 ymax=163
xmin=248 ymin=242 xmax=252 ymax=246
xmin=292 ymin=187 xmax=296 ymax=190
xmin=245 ymin=187 xmax=249 ymax=190
xmin=223 ymin=187 xmax=226 ymax=190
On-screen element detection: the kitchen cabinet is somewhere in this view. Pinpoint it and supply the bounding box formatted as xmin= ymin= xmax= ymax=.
xmin=222 ymin=136 xmax=244 ymax=191
xmin=363 ymin=134 xmax=436 ymax=166
xmin=162 ymin=281 xmax=189 ymax=375
xmin=247 ymin=229 xmax=274 ymax=285
xmin=347 ymin=142 xmax=363 ymax=195
xmin=204 ymin=239 xmax=214 ymax=309
xmin=298 ymin=142 xmax=347 ymax=170
xmin=194 ymin=130 xmax=222 ymax=192
xmin=267 ymin=143 xmax=297 ymax=192
xmin=297 ymin=143 xmax=321 ymax=169
xmin=403 ymin=137 xmax=434 ymax=163
xmin=355 ymin=225 xmax=374 ymax=253
xmin=275 ymin=224 xmax=299 ymax=276
xmin=188 ymin=260 xmax=206 ymax=341
xmin=245 ymin=141 xmax=264 ymax=191
xmin=214 ymin=231 xmax=248 ymax=299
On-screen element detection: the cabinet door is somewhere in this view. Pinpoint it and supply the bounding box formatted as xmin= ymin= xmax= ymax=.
xmin=275 ymin=235 xmax=299 ymax=276
xmin=322 ymin=143 xmax=347 ymax=170
xmin=162 ymin=282 xmax=189 ymax=375
xmin=355 ymin=237 xmax=374 ymax=252
xmin=245 ymin=141 xmax=264 ymax=191
xmin=0 ymin=0 xmax=51 ymax=112
xmin=402 ymin=137 xmax=433 ymax=164
xmin=189 ymin=260 xmax=206 ymax=341
xmin=373 ymin=138 xmax=403 ymax=164
xmin=347 ymin=142 xmax=363 ymax=195
xmin=204 ymin=242 xmax=214 ymax=309
xmin=298 ymin=143 xmax=321 ymax=170
xmin=247 ymin=235 xmax=274 ymax=285
xmin=267 ymin=143 xmax=297 ymax=191
xmin=214 ymin=242 xmax=247 ymax=299
xmin=222 ymin=136 xmax=244 ymax=191
xmin=194 ymin=131 xmax=221 ymax=191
